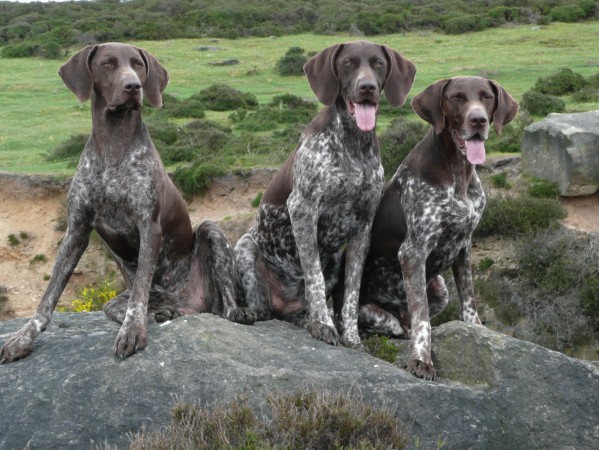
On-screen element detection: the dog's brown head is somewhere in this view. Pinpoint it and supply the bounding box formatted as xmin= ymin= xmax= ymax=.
xmin=411 ymin=76 xmax=519 ymax=165
xmin=58 ymin=43 xmax=169 ymax=111
xmin=304 ymin=40 xmax=416 ymax=132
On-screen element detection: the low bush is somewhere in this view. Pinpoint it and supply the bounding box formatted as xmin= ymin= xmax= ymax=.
xmin=532 ymin=68 xmax=587 ymax=96
xmin=70 ymin=279 xmax=118 ymax=312
xmin=46 ymin=133 xmax=88 ymax=166
xmin=276 ymin=46 xmax=309 ymax=76
xmin=474 ymin=195 xmax=566 ymax=238
xmin=527 ymin=178 xmax=560 ymax=198
xmin=173 ymin=160 xmax=228 ymax=195
xmin=443 ymin=14 xmax=489 ymax=34
xmin=490 ymin=172 xmax=511 ymax=189
xmin=193 ymin=83 xmax=258 ymax=111
xmin=166 ymin=98 xmax=205 ymax=118
xmin=571 ymin=86 xmax=599 ymax=103
xmin=549 ymin=5 xmax=586 ymax=23
xmin=362 ymin=335 xmax=399 ymax=363
xmin=379 ymin=118 xmax=428 ymax=178
xmin=1 ymin=42 xmax=37 ymax=58
xmin=232 ymin=94 xmax=317 ymax=131
xmin=129 ymin=389 xmax=410 ymax=449
xmin=485 ymin=111 xmax=533 ymax=154
xmin=520 ymin=90 xmax=565 ymax=116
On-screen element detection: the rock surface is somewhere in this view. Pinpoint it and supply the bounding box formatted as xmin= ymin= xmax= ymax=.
xmin=521 ymin=110 xmax=599 ymax=196
xmin=1 ymin=313 xmax=598 ymax=450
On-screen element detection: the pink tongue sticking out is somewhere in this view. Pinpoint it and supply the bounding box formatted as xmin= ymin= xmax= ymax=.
xmin=354 ymin=103 xmax=377 ymax=131
xmin=465 ymin=139 xmax=486 ymax=165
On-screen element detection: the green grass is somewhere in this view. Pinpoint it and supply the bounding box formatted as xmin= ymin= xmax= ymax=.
xmin=2 ymin=22 xmax=599 ymax=174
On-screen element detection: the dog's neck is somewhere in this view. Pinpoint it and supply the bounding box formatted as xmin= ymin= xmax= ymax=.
xmin=90 ymin=96 xmax=148 ymax=161
xmin=430 ymin=128 xmax=476 ymax=195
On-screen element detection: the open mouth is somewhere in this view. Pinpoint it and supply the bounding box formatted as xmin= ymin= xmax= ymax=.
xmin=452 ymin=130 xmax=486 ymax=165
xmin=346 ymin=98 xmax=378 ymax=132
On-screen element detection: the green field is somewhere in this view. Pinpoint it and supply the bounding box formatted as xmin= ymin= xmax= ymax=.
xmin=1 ymin=22 xmax=598 ymax=175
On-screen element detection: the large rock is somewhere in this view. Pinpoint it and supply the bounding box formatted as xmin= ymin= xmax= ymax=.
xmin=522 ymin=110 xmax=599 ymax=196
xmin=0 ymin=313 xmax=598 ymax=450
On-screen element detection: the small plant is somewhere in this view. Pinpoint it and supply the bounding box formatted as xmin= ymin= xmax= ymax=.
xmin=30 ymin=254 xmax=47 ymax=264
xmin=527 ymin=178 xmax=560 ymax=198
xmin=193 ymin=83 xmax=258 ymax=111
xmin=475 ymin=195 xmax=566 ymax=238
xmin=251 ymin=192 xmax=263 ymax=207
xmin=520 ymin=90 xmax=565 ymax=116
xmin=478 ymin=257 xmax=495 ymax=271
xmin=7 ymin=234 xmax=20 ymax=246
xmin=46 ymin=133 xmax=88 ymax=167
xmin=363 ymin=335 xmax=400 ymax=363
xmin=275 ymin=46 xmax=309 ymax=76
xmin=129 ymin=389 xmax=410 ymax=449
xmin=19 ymin=231 xmax=30 ymax=239
xmin=379 ymin=118 xmax=428 ymax=177
xmin=490 ymin=172 xmax=511 ymax=189
xmin=70 ymin=279 xmax=118 ymax=312
xmin=532 ymin=68 xmax=587 ymax=96
xmin=173 ymin=160 xmax=227 ymax=195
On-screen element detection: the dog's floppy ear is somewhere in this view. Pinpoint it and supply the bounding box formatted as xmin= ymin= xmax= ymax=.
xmin=381 ymin=46 xmax=416 ymax=107
xmin=411 ymin=79 xmax=450 ymax=134
xmin=489 ymin=80 xmax=519 ymax=135
xmin=303 ymin=43 xmax=344 ymax=106
xmin=139 ymin=48 xmax=169 ymax=108
xmin=58 ymin=45 xmax=98 ymax=103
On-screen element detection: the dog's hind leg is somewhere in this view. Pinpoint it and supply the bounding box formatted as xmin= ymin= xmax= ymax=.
xmin=358 ymin=304 xmax=409 ymax=338
xmin=197 ymin=221 xmax=255 ymax=325
xmin=103 ymin=291 xmax=131 ymax=325
xmin=235 ymin=232 xmax=272 ymax=321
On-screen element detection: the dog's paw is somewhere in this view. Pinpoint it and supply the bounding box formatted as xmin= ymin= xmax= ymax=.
xmin=307 ymin=321 xmax=339 ymax=346
xmin=113 ymin=320 xmax=147 ymax=359
xmin=0 ymin=323 xmax=37 ymax=363
xmin=226 ymin=307 xmax=257 ymax=325
xmin=154 ymin=306 xmax=181 ymax=323
xmin=407 ymin=357 xmax=436 ymax=381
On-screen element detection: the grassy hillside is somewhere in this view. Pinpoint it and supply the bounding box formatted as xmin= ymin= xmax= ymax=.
xmin=1 ymin=22 xmax=599 ymax=174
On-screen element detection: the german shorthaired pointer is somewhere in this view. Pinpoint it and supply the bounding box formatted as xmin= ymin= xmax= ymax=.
xmin=0 ymin=43 xmax=252 ymax=362
xmin=235 ymin=41 xmax=416 ymax=347
xmin=334 ymin=76 xmax=519 ymax=379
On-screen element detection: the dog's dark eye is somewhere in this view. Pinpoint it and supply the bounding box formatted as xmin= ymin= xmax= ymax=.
xmin=373 ymin=59 xmax=385 ymax=69
xmin=101 ymin=61 xmax=113 ymax=68
xmin=343 ymin=59 xmax=352 ymax=66
xmin=450 ymin=94 xmax=465 ymax=101
xmin=482 ymin=93 xmax=494 ymax=101
xmin=133 ymin=60 xmax=145 ymax=68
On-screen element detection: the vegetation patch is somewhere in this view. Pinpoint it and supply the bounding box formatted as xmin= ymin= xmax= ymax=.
xmin=490 ymin=172 xmax=511 ymax=189
xmin=475 ymin=195 xmax=566 ymax=238
xmin=532 ymin=68 xmax=587 ymax=96
xmin=378 ymin=118 xmax=428 ymax=178
xmin=527 ymin=178 xmax=560 ymax=198
xmin=363 ymin=335 xmax=400 ymax=363
xmin=67 ymin=279 xmax=118 ymax=313
xmin=276 ymin=46 xmax=311 ymax=76
xmin=193 ymin=84 xmax=258 ymax=112
xmin=129 ymin=389 xmax=410 ymax=450
xmin=520 ymin=90 xmax=565 ymax=116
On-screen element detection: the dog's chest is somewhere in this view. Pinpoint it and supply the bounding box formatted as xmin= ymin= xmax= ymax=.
xmin=71 ymin=147 xmax=158 ymax=233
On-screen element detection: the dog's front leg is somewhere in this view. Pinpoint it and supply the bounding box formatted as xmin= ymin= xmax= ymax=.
xmin=113 ymin=221 xmax=162 ymax=359
xmin=0 ymin=226 xmax=91 ymax=362
xmin=399 ymin=243 xmax=435 ymax=380
xmin=452 ymin=245 xmax=482 ymax=325
xmin=338 ymin=226 xmax=373 ymax=349
xmin=287 ymin=193 xmax=338 ymax=345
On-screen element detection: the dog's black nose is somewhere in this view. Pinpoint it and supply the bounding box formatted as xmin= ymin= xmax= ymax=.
xmin=358 ymin=79 xmax=377 ymax=94
xmin=124 ymin=81 xmax=141 ymax=94
xmin=468 ymin=113 xmax=488 ymax=129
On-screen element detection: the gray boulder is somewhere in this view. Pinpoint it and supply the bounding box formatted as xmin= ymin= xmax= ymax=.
xmin=0 ymin=313 xmax=598 ymax=450
xmin=522 ymin=110 xmax=599 ymax=196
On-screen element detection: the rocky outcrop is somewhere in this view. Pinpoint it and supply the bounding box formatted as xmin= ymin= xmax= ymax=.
xmin=1 ymin=313 xmax=597 ymax=450
xmin=521 ymin=110 xmax=599 ymax=196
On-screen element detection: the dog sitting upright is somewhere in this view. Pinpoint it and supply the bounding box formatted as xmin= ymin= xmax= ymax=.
xmin=235 ymin=41 xmax=416 ymax=347
xmin=334 ymin=76 xmax=519 ymax=379
xmin=1 ymin=43 xmax=253 ymax=363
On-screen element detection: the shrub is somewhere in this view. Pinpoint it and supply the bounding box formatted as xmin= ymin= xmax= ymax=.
xmin=379 ymin=119 xmax=428 ymax=178
xmin=443 ymin=14 xmax=489 ymax=34
xmin=173 ymin=160 xmax=227 ymax=195
xmin=474 ymin=195 xmax=566 ymax=238
xmin=70 ymin=279 xmax=118 ymax=312
xmin=520 ymin=90 xmax=565 ymax=116
xmin=549 ymin=5 xmax=586 ymax=23
xmin=532 ymin=68 xmax=587 ymax=96
xmin=193 ymin=83 xmax=258 ymax=111
xmin=46 ymin=133 xmax=88 ymax=166
xmin=251 ymin=192 xmax=263 ymax=207
xmin=30 ymin=254 xmax=47 ymax=264
xmin=363 ymin=335 xmax=399 ymax=363
xmin=586 ymin=73 xmax=599 ymax=89
xmin=166 ymin=98 xmax=205 ymax=118
xmin=485 ymin=111 xmax=533 ymax=154
xmin=490 ymin=172 xmax=511 ymax=189
xmin=7 ymin=234 xmax=20 ymax=246
xmin=276 ymin=46 xmax=309 ymax=76
xmin=1 ymin=42 xmax=37 ymax=58
xmin=478 ymin=257 xmax=495 ymax=271
xmin=571 ymin=87 xmax=599 ymax=103
xmin=129 ymin=389 xmax=410 ymax=450
xmin=232 ymin=94 xmax=317 ymax=131
xmin=527 ymin=178 xmax=560 ymax=198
